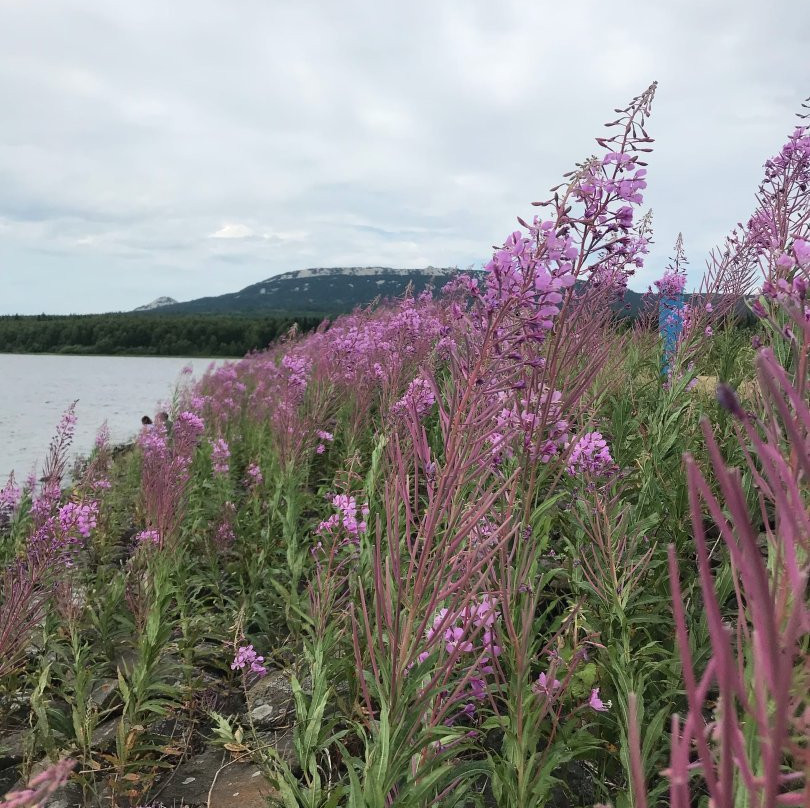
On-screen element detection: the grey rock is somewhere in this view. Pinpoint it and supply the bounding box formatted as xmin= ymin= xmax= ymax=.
xmin=250 ymin=705 xmax=274 ymax=723
xmin=245 ymin=669 xmax=302 ymax=729
xmin=89 ymin=678 xmax=118 ymax=711
xmin=0 ymin=727 xmax=27 ymax=766
xmin=154 ymin=747 xmax=279 ymax=808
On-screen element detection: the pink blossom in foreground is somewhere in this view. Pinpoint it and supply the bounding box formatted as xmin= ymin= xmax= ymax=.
xmin=315 ymin=430 xmax=334 ymax=454
xmin=416 ymin=596 xmax=503 ymax=722
xmin=0 ymin=759 xmax=75 ymax=808
xmin=794 ymin=237 xmax=810 ymax=267
xmin=231 ymin=644 xmax=267 ymax=676
xmin=589 ymin=688 xmax=609 ymax=711
xmin=532 ymin=671 xmax=562 ymax=697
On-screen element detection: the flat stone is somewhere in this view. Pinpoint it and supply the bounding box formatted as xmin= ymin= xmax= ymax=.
xmin=155 ymin=747 xmax=280 ymax=808
xmin=246 ymin=669 xmax=302 ymax=728
xmin=250 ymin=704 xmax=274 ymax=723
xmin=90 ymin=718 xmax=119 ymax=750
xmin=0 ymin=727 xmax=27 ymax=766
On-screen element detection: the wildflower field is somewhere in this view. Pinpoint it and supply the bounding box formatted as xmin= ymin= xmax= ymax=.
xmin=1 ymin=85 xmax=808 ymax=808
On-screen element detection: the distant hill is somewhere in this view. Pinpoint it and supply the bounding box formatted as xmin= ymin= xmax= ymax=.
xmin=135 ymin=266 xmax=749 ymax=323
xmin=133 ymin=296 xmax=179 ymax=311
xmin=147 ymin=267 xmax=466 ymax=315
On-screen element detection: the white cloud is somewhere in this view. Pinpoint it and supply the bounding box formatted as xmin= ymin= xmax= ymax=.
xmin=0 ymin=0 xmax=807 ymax=313
xmin=209 ymin=223 xmax=255 ymax=239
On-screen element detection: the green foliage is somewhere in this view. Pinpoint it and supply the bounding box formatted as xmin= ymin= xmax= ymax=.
xmin=0 ymin=312 xmax=323 ymax=357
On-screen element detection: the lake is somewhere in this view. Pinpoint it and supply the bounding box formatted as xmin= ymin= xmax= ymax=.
xmin=0 ymin=354 xmax=223 ymax=482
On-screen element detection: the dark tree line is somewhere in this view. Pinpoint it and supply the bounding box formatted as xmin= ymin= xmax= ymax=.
xmin=0 ymin=313 xmax=324 ymax=357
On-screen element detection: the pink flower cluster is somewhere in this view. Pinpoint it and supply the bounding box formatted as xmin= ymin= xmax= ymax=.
xmin=319 ymin=295 xmax=446 ymax=389
xmin=392 ymin=376 xmax=436 ymax=420
xmin=231 ymin=644 xmax=267 ymax=676
xmin=418 ymin=595 xmax=502 ymax=721
xmin=317 ymin=494 xmax=369 ymax=538
xmin=280 ymin=353 xmax=312 ymax=399
xmin=531 ymin=673 xmax=609 ymax=714
xmin=210 ymin=438 xmax=231 ymax=475
xmin=532 ymin=670 xmax=561 ymax=697
xmin=475 ymin=226 xmax=576 ymax=329
xmin=175 ymin=411 xmax=205 ymax=444
xmin=654 ymin=269 xmax=687 ymax=298
xmin=315 ymin=429 xmax=334 ymax=454
xmin=57 ymin=500 xmax=99 ymax=539
xmin=134 ymin=529 xmax=161 ymax=545
xmin=0 ymin=475 xmax=21 ymax=517
xmin=137 ymin=410 xmax=204 ymax=548
xmin=566 ymin=431 xmax=615 ymax=476
xmin=569 ymin=152 xmax=648 ymax=243
xmin=489 ymin=387 xmax=569 ymax=464
xmin=245 ymin=462 xmax=263 ymax=486
xmin=28 ymin=500 xmax=98 ymax=567
xmin=0 ymin=758 xmax=76 ymax=808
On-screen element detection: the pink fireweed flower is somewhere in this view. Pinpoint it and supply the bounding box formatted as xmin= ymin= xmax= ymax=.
xmin=139 ymin=422 xmax=168 ymax=454
xmin=280 ymin=353 xmax=312 ymax=399
xmin=317 ymin=493 xmax=369 ymax=537
xmin=134 ymin=529 xmax=161 ymax=545
xmin=589 ymin=688 xmax=610 ymax=711
xmin=315 ymin=430 xmax=334 ymax=454
xmin=489 ymin=387 xmax=570 ymax=464
xmin=210 ymin=438 xmax=231 ymax=475
xmin=231 ymin=644 xmax=267 ymax=676
xmin=94 ymin=422 xmax=110 ymax=451
xmin=532 ymin=671 xmax=562 ymax=697
xmin=245 ymin=463 xmax=263 ymax=486
xmin=425 ymin=597 xmax=502 ymax=662
xmin=392 ymin=376 xmax=436 ymax=420
xmin=794 ymin=238 xmax=810 ymax=268
xmin=0 ymin=475 xmax=22 ymax=517
xmin=567 ymin=431 xmax=615 ymax=476
xmin=0 ymin=758 xmax=76 ymax=808
xmin=58 ymin=500 xmax=99 ymax=539
xmin=417 ymin=596 xmax=503 ymax=722
xmin=654 ymin=269 xmax=687 ymax=298
xmin=175 ymin=410 xmax=205 ymax=437
xmin=775 ymin=252 xmax=795 ymax=271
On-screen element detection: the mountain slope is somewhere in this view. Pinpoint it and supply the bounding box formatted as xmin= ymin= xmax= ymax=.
xmin=138 ymin=266 xmax=684 ymax=319
xmin=153 ymin=267 xmax=464 ymax=315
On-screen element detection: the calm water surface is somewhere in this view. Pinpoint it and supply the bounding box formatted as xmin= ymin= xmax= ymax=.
xmin=0 ymin=354 xmax=223 ymax=481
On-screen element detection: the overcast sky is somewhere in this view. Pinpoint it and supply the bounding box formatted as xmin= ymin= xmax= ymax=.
xmin=0 ymin=0 xmax=808 ymax=314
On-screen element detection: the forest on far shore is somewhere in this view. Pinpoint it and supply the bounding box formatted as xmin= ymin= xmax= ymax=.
xmin=0 ymin=312 xmax=325 ymax=357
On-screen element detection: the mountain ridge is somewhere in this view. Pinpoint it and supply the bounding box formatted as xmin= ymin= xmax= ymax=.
xmin=137 ymin=266 xmax=469 ymax=315
xmin=133 ymin=266 xmax=670 ymax=318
